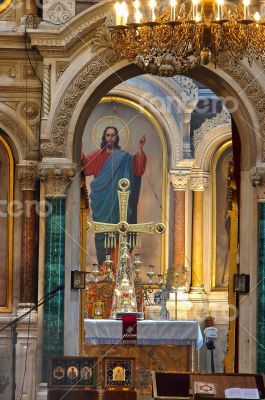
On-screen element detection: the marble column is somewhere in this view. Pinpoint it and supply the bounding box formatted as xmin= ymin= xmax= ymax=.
xmin=189 ymin=173 xmax=209 ymax=292
xmin=169 ymin=171 xmax=189 ymax=286
xmin=39 ymin=163 xmax=76 ymax=381
xmin=257 ymin=203 xmax=265 ymax=372
xmin=17 ymin=163 xmax=38 ymax=305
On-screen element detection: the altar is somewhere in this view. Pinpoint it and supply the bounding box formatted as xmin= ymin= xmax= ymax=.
xmin=83 ymin=319 xmax=203 ymax=399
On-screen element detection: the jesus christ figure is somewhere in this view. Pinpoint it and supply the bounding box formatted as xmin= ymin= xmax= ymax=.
xmin=82 ymin=126 xmax=147 ymax=266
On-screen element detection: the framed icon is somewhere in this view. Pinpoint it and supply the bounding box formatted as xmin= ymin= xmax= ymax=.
xmin=71 ymin=270 xmax=86 ymax=289
xmin=48 ymin=357 xmax=97 ymax=388
xmin=104 ymin=358 xmax=135 ymax=389
xmin=234 ymin=274 xmax=250 ymax=294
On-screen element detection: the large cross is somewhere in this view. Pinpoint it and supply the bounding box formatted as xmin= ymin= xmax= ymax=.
xmin=87 ymin=178 xmax=165 ymax=242
xmin=87 ymin=178 xmax=165 ymax=317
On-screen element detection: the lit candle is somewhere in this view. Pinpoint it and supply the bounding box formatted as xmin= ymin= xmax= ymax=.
xmin=149 ymin=0 xmax=156 ymax=22
xmin=254 ymin=11 xmax=260 ymax=21
xmin=115 ymin=2 xmax=122 ymax=25
xmin=170 ymin=0 xmax=177 ymax=21
xmin=120 ymin=1 xmax=128 ymax=25
xmin=192 ymin=0 xmax=199 ymax=20
xmin=134 ymin=0 xmax=142 ymax=23
xmin=217 ymin=0 xmax=223 ymax=20
xmin=135 ymin=9 xmax=142 ymax=23
xmin=244 ymin=0 xmax=250 ymax=20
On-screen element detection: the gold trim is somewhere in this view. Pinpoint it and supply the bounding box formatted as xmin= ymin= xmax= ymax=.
xmin=0 ymin=134 xmax=14 ymax=312
xmin=80 ymin=175 xmax=89 ymax=354
xmin=0 ymin=0 xmax=12 ymax=13
xmin=211 ymin=140 xmax=232 ymax=290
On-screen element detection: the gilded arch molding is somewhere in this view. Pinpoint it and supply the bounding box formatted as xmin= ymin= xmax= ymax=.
xmin=0 ymin=107 xmax=37 ymax=161
xmin=41 ymin=49 xmax=121 ymax=158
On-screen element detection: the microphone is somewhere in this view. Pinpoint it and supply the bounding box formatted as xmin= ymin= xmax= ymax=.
xmin=46 ymin=285 xmax=65 ymax=297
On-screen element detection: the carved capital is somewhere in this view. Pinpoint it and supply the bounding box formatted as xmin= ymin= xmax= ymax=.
xmin=169 ymin=171 xmax=189 ymax=191
xmin=250 ymin=167 xmax=265 ymax=187
xmin=17 ymin=163 xmax=38 ymax=191
xmin=189 ymin=172 xmax=209 ymax=191
xmin=250 ymin=167 xmax=265 ymax=199
xmin=38 ymin=162 xmax=77 ymax=198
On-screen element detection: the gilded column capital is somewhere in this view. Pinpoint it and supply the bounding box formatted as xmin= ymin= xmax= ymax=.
xmin=17 ymin=162 xmax=38 ymax=191
xmin=189 ymin=172 xmax=209 ymax=192
xmin=38 ymin=162 xmax=77 ymax=198
xmin=169 ymin=170 xmax=189 ymax=191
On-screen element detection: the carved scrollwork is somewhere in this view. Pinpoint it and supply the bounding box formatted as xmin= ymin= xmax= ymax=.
xmin=56 ymin=61 xmax=70 ymax=81
xmin=17 ymin=163 xmax=38 ymax=191
xmin=193 ymin=110 xmax=231 ymax=149
xmin=169 ymin=170 xmax=190 ymax=191
xmin=47 ymin=3 xmax=72 ymax=24
xmin=250 ymin=167 xmax=265 ymax=199
xmin=250 ymin=167 xmax=265 ymax=187
xmin=0 ymin=111 xmax=37 ymax=160
xmin=189 ymin=173 xmax=209 ymax=191
xmin=20 ymin=102 xmax=40 ymax=120
xmin=216 ymin=53 xmax=265 ymax=161
xmin=38 ymin=163 xmax=77 ymax=198
xmin=0 ymin=65 xmax=16 ymax=78
xmin=91 ymin=25 xmax=112 ymax=52
xmin=41 ymin=50 xmax=120 ymax=158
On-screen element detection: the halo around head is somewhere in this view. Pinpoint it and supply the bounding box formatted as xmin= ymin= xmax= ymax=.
xmin=93 ymin=116 xmax=130 ymax=149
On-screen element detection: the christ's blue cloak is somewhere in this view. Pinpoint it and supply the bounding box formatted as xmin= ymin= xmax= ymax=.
xmin=90 ymin=150 xmax=141 ymax=265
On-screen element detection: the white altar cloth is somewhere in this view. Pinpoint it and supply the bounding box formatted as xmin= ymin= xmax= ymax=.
xmin=85 ymin=319 xmax=203 ymax=349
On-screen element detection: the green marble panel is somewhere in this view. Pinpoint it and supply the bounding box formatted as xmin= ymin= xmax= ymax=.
xmin=257 ymin=203 xmax=265 ymax=372
xmin=42 ymin=199 xmax=65 ymax=380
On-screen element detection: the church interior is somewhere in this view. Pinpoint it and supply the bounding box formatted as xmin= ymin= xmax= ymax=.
xmin=0 ymin=0 xmax=265 ymax=399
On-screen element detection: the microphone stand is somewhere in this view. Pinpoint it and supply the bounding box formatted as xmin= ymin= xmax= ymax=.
xmin=0 ymin=285 xmax=65 ymax=400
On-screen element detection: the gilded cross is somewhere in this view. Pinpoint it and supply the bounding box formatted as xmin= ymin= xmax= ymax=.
xmin=87 ymin=178 xmax=165 ymax=241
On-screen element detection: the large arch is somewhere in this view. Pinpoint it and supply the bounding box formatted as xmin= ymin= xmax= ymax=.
xmin=28 ymin=1 xmax=262 ymax=170
xmin=29 ymin=0 xmax=265 ymax=374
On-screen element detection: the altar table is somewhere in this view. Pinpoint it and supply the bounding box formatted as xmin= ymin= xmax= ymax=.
xmin=84 ymin=320 xmax=203 ymax=348
xmin=83 ymin=320 xmax=203 ymax=399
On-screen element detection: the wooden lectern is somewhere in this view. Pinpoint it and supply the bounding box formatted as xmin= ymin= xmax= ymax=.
xmin=152 ymin=372 xmax=265 ymax=400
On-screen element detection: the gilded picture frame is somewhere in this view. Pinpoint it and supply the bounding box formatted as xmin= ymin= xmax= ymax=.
xmin=0 ymin=0 xmax=12 ymax=13
xmin=104 ymin=358 xmax=135 ymax=389
xmin=48 ymin=357 xmax=97 ymax=388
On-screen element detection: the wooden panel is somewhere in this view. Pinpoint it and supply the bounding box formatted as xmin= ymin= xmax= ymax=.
xmin=191 ymin=374 xmax=264 ymax=399
xmin=103 ymin=390 xmax=137 ymax=400
xmin=152 ymin=372 xmax=265 ymax=400
xmin=48 ymin=389 xmax=99 ymax=400
xmin=83 ymin=344 xmax=191 ymax=398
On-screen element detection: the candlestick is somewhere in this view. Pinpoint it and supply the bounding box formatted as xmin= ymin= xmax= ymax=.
xmin=149 ymin=0 xmax=156 ymax=22
xmin=244 ymin=0 xmax=250 ymax=20
xmin=170 ymin=0 xmax=176 ymax=21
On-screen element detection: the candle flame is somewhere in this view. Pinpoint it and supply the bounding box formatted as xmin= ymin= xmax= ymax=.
xmin=149 ymin=0 xmax=156 ymax=8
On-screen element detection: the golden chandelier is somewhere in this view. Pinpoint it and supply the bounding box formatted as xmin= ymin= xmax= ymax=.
xmin=111 ymin=0 xmax=265 ymax=77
